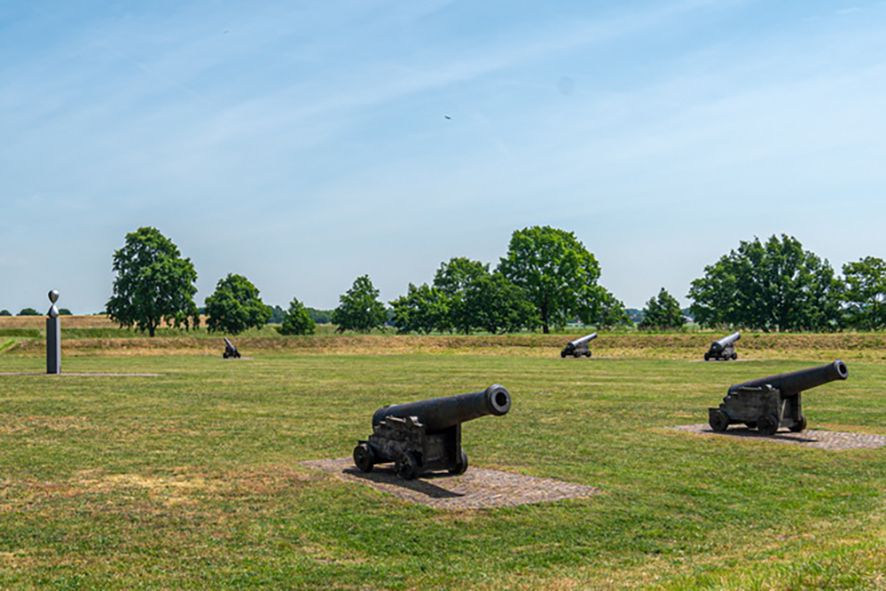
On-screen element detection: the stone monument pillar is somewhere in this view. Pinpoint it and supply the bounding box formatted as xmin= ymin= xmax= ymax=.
xmin=46 ymin=290 xmax=61 ymax=374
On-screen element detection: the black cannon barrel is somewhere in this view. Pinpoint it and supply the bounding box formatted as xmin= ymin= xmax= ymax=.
xmin=728 ymin=360 xmax=848 ymax=397
xmin=372 ymin=384 xmax=511 ymax=433
xmin=569 ymin=333 xmax=598 ymax=347
xmin=711 ymin=331 xmax=740 ymax=352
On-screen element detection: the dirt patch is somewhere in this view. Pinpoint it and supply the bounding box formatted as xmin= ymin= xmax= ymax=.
xmin=0 ymin=415 xmax=97 ymax=435
xmin=671 ymin=424 xmax=886 ymax=450
xmin=222 ymin=465 xmax=316 ymax=495
xmin=302 ymin=457 xmax=600 ymax=510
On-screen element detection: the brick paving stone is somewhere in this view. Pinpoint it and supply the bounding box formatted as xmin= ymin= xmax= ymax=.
xmin=672 ymin=424 xmax=886 ymax=450
xmin=302 ymin=457 xmax=600 ymax=510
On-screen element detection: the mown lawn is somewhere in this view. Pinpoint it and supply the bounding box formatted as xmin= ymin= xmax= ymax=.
xmin=1 ymin=348 xmax=883 ymax=589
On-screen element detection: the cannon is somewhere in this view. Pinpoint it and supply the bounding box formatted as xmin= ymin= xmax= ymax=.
xmin=708 ymin=360 xmax=848 ymax=435
xmin=561 ymin=333 xmax=597 ymax=358
xmin=353 ymin=385 xmax=511 ymax=479
xmin=223 ymin=337 xmax=241 ymax=359
xmin=704 ymin=331 xmax=740 ymax=361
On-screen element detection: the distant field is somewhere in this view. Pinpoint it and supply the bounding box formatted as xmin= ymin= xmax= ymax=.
xmin=0 ymin=335 xmax=884 ymax=589
xmin=0 ymin=316 xmax=883 ymax=361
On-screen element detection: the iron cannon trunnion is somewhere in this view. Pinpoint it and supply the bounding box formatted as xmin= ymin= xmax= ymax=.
xmin=354 ymin=385 xmax=511 ymax=479
xmin=708 ymin=360 xmax=848 ymax=435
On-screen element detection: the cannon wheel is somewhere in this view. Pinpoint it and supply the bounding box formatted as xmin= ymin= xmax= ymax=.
xmin=704 ymin=353 xmax=710 ymax=361
xmin=585 ymin=351 xmax=592 ymax=358
xmin=709 ymin=410 xmax=729 ymax=433
xmin=560 ymin=351 xmax=567 ymax=358
xmin=573 ymin=351 xmax=583 ymax=358
xmin=353 ymin=443 xmax=375 ymax=473
xmin=789 ymin=416 xmax=807 ymax=432
xmin=395 ymin=452 xmax=420 ymax=480
xmin=731 ymin=353 xmax=738 ymax=360
xmin=757 ymin=414 xmax=779 ymax=436
xmin=448 ymin=451 xmax=469 ymax=476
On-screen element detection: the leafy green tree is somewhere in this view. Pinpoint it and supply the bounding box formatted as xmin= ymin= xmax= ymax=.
xmin=688 ymin=234 xmax=841 ymax=331
xmin=578 ymin=285 xmax=631 ymax=329
xmin=278 ymin=297 xmax=316 ymax=335
xmin=841 ymin=256 xmax=885 ymax=330
xmin=58 ymin=308 xmax=73 ymax=316
xmin=267 ymin=304 xmax=285 ymax=324
xmin=499 ymin=226 xmax=602 ymax=333
xmin=332 ymin=275 xmax=386 ymax=333
xmin=204 ymin=274 xmax=271 ymax=334
xmin=463 ymin=272 xmax=539 ymax=334
xmin=0 ymin=309 xmax=11 ymax=316
xmin=17 ymin=308 xmax=39 ymax=316
xmin=433 ymin=257 xmax=489 ymax=333
xmin=307 ymin=308 xmax=333 ymax=324
xmin=390 ymin=283 xmax=449 ymax=334
xmin=639 ymin=288 xmax=686 ymax=330
xmin=106 ymin=227 xmax=199 ymax=336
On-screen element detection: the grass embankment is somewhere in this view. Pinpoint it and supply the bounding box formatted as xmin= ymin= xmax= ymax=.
xmin=1 ymin=316 xmax=884 ymax=360
xmin=0 ymin=341 xmax=883 ymax=589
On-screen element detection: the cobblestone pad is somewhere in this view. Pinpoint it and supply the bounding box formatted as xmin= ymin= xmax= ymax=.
xmin=672 ymin=424 xmax=886 ymax=450
xmin=302 ymin=458 xmax=600 ymax=510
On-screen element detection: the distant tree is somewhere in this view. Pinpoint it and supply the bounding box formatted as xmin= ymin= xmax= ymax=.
xmin=332 ymin=275 xmax=386 ymax=333
xmin=499 ymin=226 xmax=602 ymax=333
xmin=106 ymin=227 xmax=199 ymax=336
xmin=390 ymin=283 xmax=449 ymax=334
xmin=841 ymin=256 xmax=885 ymax=330
xmin=306 ymin=308 xmax=333 ymax=324
xmin=58 ymin=308 xmax=73 ymax=316
xmin=267 ymin=304 xmax=285 ymax=324
xmin=433 ymin=257 xmax=489 ymax=333
xmin=625 ymin=308 xmax=644 ymax=325
xmin=17 ymin=308 xmax=39 ymax=316
xmin=688 ymin=234 xmax=841 ymax=331
xmin=278 ymin=297 xmax=316 ymax=335
xmin=639 ymin=288 xmax=686 ymax=330
xmin=578 ymin=285 xmax=631 ymax=329
xmin=204 ymin=274 xmax=271 ymax=334
xmin=463 ymin=272 xmax=539 ymax=334
xmin=0 ymin=309 xmax=11 ymax=316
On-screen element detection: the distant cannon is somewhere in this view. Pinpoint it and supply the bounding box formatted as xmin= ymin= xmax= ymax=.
xmin=708 ymin=360 xmax=848 ymax=435
xmin=704 ymin=331 xmax=740 ymax=361
xmin=353 ymin=385 xmax=511 ymax=479
xmin=561 ymin=333 xmax=597 ymax=358
xmin=223 ymin=337 xmax=241 ymax=359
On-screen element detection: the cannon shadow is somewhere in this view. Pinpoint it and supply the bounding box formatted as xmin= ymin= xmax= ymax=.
xmin=341 ymin=466 xmax=464 ymax=499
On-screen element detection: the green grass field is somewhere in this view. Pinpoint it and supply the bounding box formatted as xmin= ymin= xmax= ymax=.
xmin=1 ymin=341 xmax=884 ymax=589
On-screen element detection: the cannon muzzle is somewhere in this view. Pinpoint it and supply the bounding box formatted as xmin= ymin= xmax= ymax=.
xmin=372 ymin=384 xmax=511 ymax=433
xmin=569 ymin=332 xmax=598 ymax=347
xmin=728 ymin=360 xmax=848 ymax=397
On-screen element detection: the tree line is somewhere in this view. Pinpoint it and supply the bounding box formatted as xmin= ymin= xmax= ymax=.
xmin=37 ymin=226 xmax=881 ymax=336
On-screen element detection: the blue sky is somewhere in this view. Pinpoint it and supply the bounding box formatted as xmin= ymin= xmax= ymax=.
xmin=1 ymin=0 xmax=884 ymax=314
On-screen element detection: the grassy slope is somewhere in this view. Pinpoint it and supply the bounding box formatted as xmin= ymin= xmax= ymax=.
xmin=0 ymin=348 xmax=884 ymax=589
